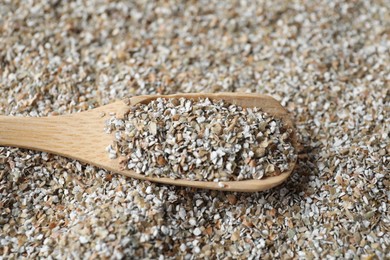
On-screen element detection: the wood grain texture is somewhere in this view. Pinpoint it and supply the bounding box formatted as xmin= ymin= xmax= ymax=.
xmin=0 ymin=93 xmax=298 ymax=192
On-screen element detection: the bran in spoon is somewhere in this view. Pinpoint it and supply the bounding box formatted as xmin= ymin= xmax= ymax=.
xmin=105 ymin=97 xmax=297 ymax=181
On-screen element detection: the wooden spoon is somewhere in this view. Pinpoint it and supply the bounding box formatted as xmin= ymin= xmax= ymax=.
xmin=0 ymin=93 xmax=298 ymax=192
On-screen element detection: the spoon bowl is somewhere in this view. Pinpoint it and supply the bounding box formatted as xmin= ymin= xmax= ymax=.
xmin=0 ymin=93 xmax=298 ymax=192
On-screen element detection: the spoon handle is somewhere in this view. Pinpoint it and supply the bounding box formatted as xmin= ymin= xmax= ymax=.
xmin=0 ymin=116 xmax=62 ymax=151
xmin=0 ymin=112 xmax=111 ymax=163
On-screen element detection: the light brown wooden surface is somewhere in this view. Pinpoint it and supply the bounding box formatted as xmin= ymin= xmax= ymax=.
xmin=0 ymin=93 xmax=298 ymax=192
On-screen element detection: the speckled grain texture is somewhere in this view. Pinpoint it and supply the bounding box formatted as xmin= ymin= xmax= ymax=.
xmin=0 ymin=0 xmax=389 ymax=259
